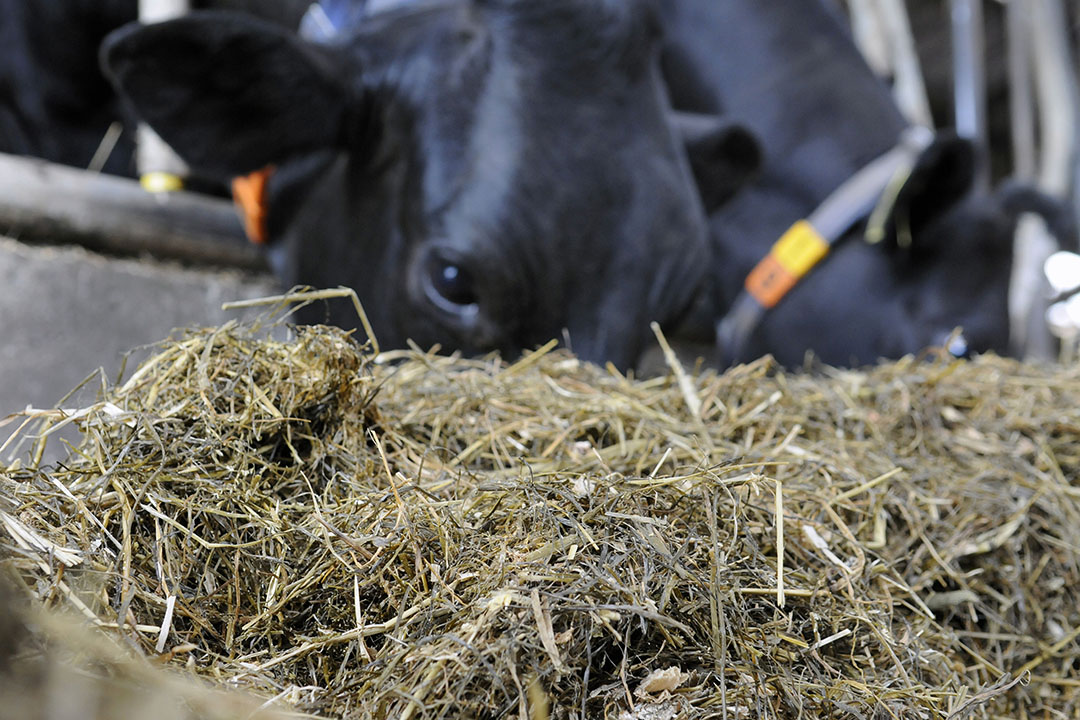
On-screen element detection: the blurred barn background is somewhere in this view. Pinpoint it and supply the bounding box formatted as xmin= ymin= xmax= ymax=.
xmin=844 ymin=0 xmax=1080 ymax=360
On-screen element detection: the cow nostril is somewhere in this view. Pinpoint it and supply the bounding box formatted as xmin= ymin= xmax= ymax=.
xmin=424 ymin=254 xmax=479 ymax=313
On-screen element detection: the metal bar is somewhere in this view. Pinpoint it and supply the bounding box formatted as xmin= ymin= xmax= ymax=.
xmin=847 ymin=0 xmax=892 ymax=78
xmin=1009 ymin=0 xmax=1079 ymax=359
xmin=0 ymin=152 xmax=264 ymax=270
xmin=136 ymin=0 xmax=190 ymax=186
xmin=950 ymin=0 xmax=988 ymax=187
xmin=880 ymin=0 xmax=933 ymax=127
xmin=1006 ymin=1 xmax=1036 ymax=180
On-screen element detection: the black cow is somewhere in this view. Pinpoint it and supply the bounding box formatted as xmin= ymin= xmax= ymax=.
xmin=0 ymin=0 xmax=311 ymax=176
xmin=101 ymin=0 xmax=761 ymax=368
xmin=658 ymin=0 xmax=1074 ymax=368
xmin=0 ymin=0 xmax=137 ymax=174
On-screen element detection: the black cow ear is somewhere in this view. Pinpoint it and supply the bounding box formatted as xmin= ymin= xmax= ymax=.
xmin=875 ymin=133 xmax=977 ymax=251
xmin=101 ymin=11 xmax=354 ymax=177
xmin=673 ymin=113 xmax=762 ymax=212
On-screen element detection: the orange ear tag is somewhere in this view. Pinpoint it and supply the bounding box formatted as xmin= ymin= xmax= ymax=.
xmin=745 ymin=220 xmax=830 ymax=308
xmin=231 ymin=166 xmax=275 ymax=245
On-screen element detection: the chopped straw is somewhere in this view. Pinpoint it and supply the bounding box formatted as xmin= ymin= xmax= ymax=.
xmin=1 ymin=309 xmax=1079 ymax=719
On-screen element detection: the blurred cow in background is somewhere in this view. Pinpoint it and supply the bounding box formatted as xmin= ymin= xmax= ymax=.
xmin=657 ymin=0 xmax=1076 ymax=368
xmin=0 ymin=0 xmax=311 ymax=176
xmin=0 ymin=0 xmax=138 ymax=174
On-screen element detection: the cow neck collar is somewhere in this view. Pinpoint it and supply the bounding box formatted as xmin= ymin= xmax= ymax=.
xmin=714 ymin=126 xmax=935 ymax=365
xmin=363 ymin=0 xmax=445 ymax=16
xmin=301 ymin=0 xmax=458 ymax=41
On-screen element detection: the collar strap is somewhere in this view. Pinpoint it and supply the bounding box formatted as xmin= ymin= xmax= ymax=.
xmin=716 ymin=126 xmax=935 ymax=362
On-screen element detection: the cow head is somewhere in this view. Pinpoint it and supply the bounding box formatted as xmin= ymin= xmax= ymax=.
xmin=871 ymin=134 xmax=1013 ymax=358
xmin=102 ymin=0 xmax=760 ymax=368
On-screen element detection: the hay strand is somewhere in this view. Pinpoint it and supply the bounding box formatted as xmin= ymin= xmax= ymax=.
xmin=0 ymin=316 xmax=1078 ymax=718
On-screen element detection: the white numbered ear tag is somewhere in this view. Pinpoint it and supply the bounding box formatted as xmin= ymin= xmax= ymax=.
xmin=1046 ymin=294 xmax=1080 ymax=340
xmin=1044 ymin=251 xmax=1080 ymax=296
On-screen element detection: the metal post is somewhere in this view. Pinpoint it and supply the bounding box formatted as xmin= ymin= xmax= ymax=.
xmin=1009 ymin=0 xmax=1079 ymax=359
xmin=879 ymin=0 xmax=933 ymax=128
xmin=136 ymin=0 xmax=190 ymax=192
xmin=847 ymin=0 xmax=892 ymax=79
xmin=846 ymin=0 xmax=932 ymax=127
xmin=1007 ymin=1 xmax=1036 ymax=181
xmin=950 ymin=0 xmax=988 ymax=188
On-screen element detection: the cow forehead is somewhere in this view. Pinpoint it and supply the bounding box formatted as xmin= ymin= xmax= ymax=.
xmin=329 ymin=0 xmax=689 ymax=254
xmin=348 ymin=0 xmax=654 ymax=75
xmin=415 ymin=33 xmax=522 ymax=249
xmin=356 ymin=3 xmax=660 ymax=203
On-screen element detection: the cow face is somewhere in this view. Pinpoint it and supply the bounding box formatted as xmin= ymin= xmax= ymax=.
xmin=102 ymin=0 xmax=760 ymax=368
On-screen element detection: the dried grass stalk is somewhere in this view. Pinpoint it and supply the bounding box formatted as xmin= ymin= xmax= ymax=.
xmin=1 ymin=316 xmax=1078 ymax=719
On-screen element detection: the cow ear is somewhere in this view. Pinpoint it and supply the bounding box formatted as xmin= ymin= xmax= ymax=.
xmin=875 ymin=133 xmax=977 ymax=251
xmin=101 ymin=12 xmax=354 ymax=177
xmin=673 ymin=113 xmax=762 ymax=212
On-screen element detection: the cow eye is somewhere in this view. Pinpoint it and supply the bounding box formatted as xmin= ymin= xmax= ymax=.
xmin=423 ymin=253 xmax=479 ymax=313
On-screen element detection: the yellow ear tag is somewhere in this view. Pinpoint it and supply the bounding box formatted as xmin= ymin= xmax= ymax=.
xmin=745 ymin=220 xmax=830 ymax=308
xmin=140 ymin=172 xmax=184 ymax=193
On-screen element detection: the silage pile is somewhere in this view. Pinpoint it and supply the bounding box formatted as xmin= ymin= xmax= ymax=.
xmin=0 ymin=576 xmax=289 ymax=720
xmin=1 ymin=315 xmax=1078 ymax=719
